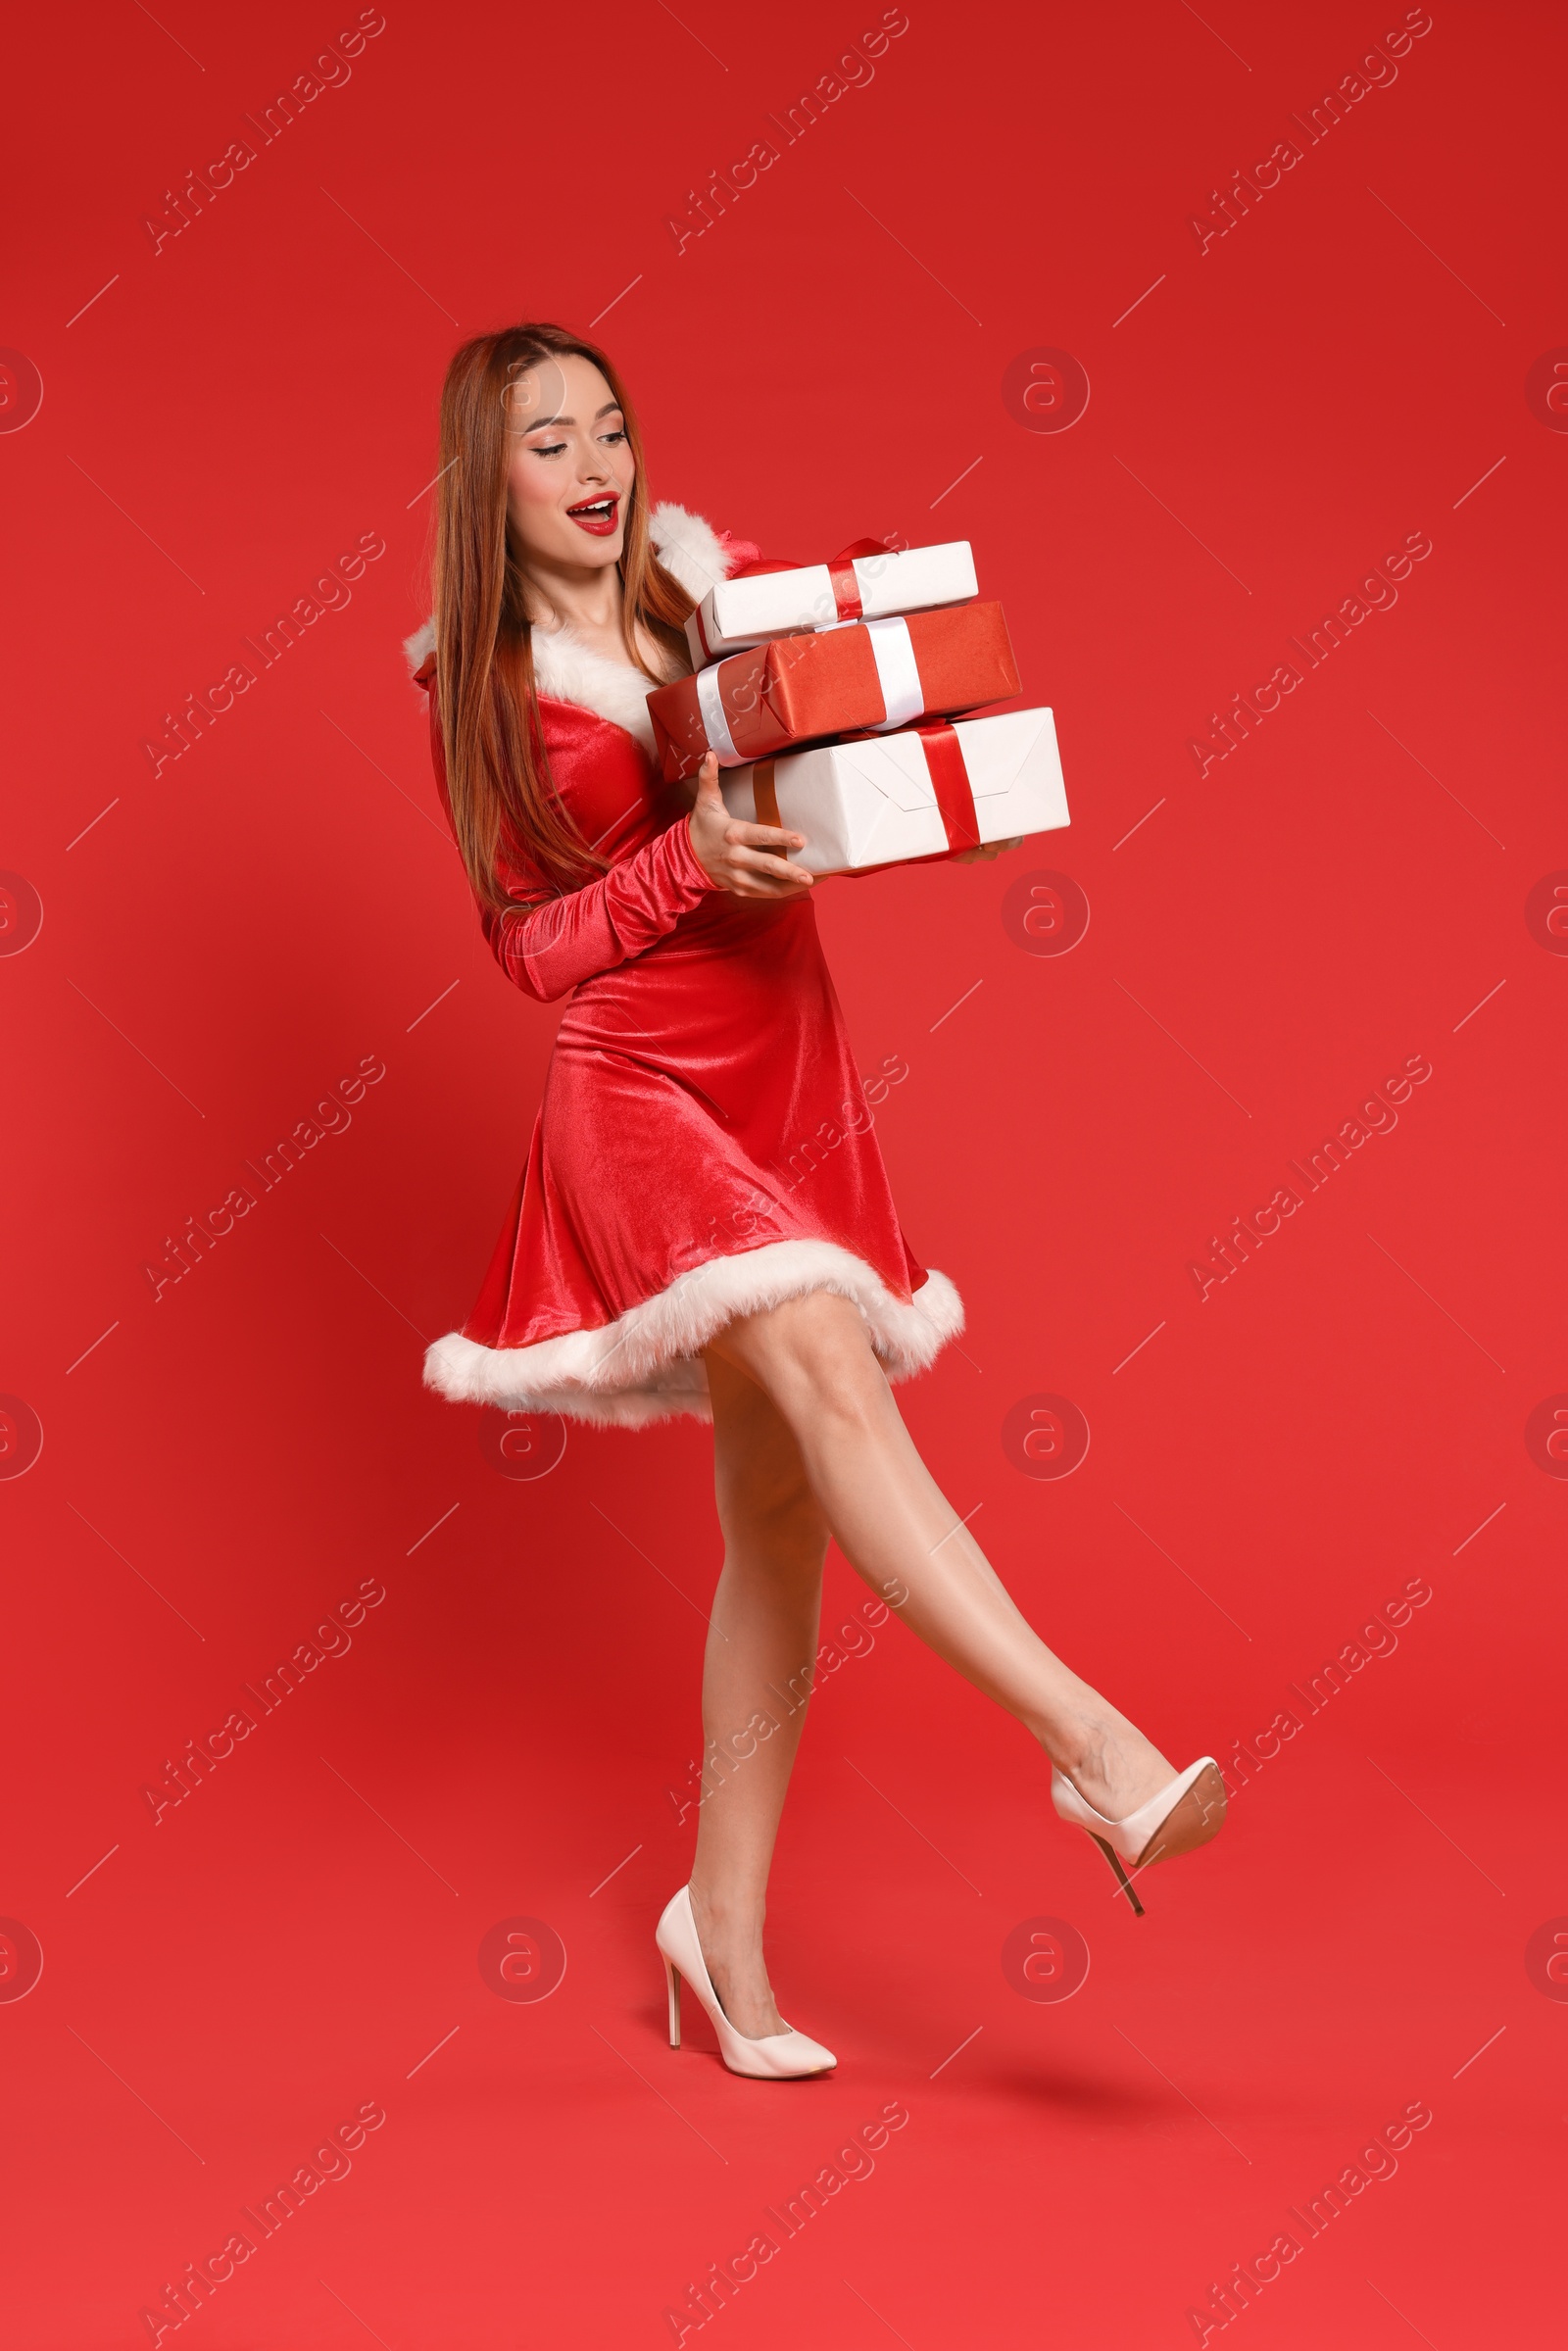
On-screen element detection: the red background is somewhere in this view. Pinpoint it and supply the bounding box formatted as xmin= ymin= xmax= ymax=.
xmin=4 ymin=1 xmax=1563 ymax=2342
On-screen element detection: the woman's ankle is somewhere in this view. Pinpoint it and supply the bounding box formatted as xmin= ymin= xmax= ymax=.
xmin=1046 ymin=1713 xmax=1173 ymax=1805
xmin=687 ymin=1876 xmax=764 ymax=1952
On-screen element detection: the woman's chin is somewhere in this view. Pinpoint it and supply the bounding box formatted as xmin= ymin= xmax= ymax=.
xmin=559 ymin=529 xmax=625 ymax=567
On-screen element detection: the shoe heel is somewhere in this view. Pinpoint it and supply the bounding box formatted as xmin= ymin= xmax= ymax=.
xmin=663 ymin=1955 xmax=681 ymax=2048
xmin=1138 ymin=1763 xmax=1227 ymax=1867
xmin=1091 ymin=1833 xmax=1146 ymax=1918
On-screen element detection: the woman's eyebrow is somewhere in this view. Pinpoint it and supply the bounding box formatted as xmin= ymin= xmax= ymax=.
xmin=523 ymin=401 xmax=622 ymax=435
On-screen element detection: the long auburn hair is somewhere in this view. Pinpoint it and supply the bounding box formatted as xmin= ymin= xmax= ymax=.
xmin=432 ymin=321 xmax=694 ymax=914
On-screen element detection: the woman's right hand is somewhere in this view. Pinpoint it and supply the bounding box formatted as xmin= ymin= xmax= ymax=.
xmin=686 ymin=753 xmax=813 ymax=897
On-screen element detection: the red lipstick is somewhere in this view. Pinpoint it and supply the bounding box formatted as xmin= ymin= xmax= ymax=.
xmin=566 ymin=494 xmax=619 ymax=537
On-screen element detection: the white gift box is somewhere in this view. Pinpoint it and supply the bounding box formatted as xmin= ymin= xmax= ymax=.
xmin=720 ymin=707 xmax=1069 ymax=874
xmin=686 ymin=540 xmax=978 ymax=665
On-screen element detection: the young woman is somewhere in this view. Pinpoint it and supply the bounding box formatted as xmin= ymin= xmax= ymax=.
xmin=408 ymin=322 xmax=1225 ymax=2081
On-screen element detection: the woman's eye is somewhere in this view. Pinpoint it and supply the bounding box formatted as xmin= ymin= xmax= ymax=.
xmin=600 ymin=428 xmax=627 ymax=446
xmin=530 ymin=440 xmax=568 ymax=459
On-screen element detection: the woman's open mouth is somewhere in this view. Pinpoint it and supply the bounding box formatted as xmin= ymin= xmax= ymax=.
xmin=566 ymin=495 xmax=619 ymax=537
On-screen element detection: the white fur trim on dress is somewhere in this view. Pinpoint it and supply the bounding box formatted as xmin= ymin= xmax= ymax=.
xmin=401 ymin=503 xmax=725 ymax=751
xmin=644 ymin=502 xmax=730 ymax=603
xmin=529 ymin=621 xmax=662 ymax=752
xmin=422 ymin=1243 xmax=965 ymax=1429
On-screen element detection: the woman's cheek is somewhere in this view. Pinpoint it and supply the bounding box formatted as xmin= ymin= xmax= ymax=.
xmin=508 ymin=454 xmax=559 ymax=516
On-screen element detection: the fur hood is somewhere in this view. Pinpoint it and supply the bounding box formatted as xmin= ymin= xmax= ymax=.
xmin=401 ymin=502 xmax=729 ymax=755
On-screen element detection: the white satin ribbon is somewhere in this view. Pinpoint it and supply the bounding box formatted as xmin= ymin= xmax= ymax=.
xmin=696 ymin=661 xmax=742 ymax=765
xmin=864 ymin=616 xmax=925 ymax=732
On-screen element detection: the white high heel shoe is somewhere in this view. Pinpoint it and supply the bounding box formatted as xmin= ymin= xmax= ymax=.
xmin=1052 ymin=1756 xmax=1227 ymax=1916
xmin=655 ymin=1886 xmax=836 ymax=2080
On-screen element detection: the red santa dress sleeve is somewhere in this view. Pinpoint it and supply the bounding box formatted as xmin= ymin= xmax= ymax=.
xmin=416 ymin=658 xmax=715 ymax=1004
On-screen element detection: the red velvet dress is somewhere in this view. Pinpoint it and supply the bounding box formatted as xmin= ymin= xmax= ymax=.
xmin=413 ymin=507 xmax=962 ymax=1427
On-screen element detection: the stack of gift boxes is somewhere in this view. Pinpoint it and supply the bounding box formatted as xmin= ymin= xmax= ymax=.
xmin=644 ymin=537 xmax=1070 ymax=874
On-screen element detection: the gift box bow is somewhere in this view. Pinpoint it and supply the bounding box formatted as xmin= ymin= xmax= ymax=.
xmin=651 ymin=601 xmax=1020 ymax=780
xmin=729 ymin=537 xmax=890 ymax=617
xmin=689 ymin=538 xmax=903 ymax=661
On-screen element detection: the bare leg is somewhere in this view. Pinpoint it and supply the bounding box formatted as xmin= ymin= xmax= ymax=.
xmin=706 ymin=1291 xmax=1177 ymax=1821
xmin=686 ymin=1351 xmax=829 ymax=2039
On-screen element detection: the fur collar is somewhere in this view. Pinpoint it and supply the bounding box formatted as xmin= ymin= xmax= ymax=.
xmin=641 ymin=500 xmax=730 ymax=601
xmin=401 ymin=502 xmax=729 ymax=753
xmin=531 ymin=623 xmax=662 ymax=752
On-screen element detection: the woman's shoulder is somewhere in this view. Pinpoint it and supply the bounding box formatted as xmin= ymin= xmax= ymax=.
xmin=406 ymin=619 xmax=667 ymax=778
xmin=399 ymin=502 xmax=755 ymax=691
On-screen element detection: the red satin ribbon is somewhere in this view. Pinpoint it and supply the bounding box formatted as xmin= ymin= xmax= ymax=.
xmin=824 ymin=537 xmax=886 ymax=622
xmin=752 ymin=729 xmax=980 ymax=862
xmin=784 ymin=720 xmax=983 ymax=859
xmin=729 ymin=538 xmax=891 ymax=623
xmin=915 ymin=722 xmax=982 ymax=854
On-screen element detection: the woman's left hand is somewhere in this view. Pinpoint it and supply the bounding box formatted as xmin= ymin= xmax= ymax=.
xmin=953 ymin=836 xmax=1024 ymax=864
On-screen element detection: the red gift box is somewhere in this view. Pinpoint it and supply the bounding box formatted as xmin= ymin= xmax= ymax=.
xmin=647 ymin=602 xmax=1020 ymax=782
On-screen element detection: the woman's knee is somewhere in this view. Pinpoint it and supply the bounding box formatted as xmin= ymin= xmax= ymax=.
xmin=720 ymin=1290 xmax=890 ymax=1434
